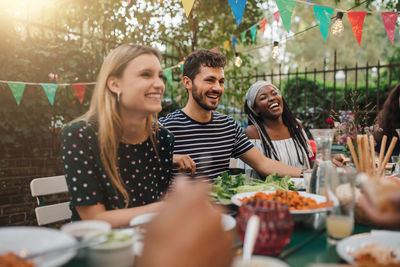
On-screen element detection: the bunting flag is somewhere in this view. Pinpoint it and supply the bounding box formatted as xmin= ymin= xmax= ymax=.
xmin=381 ymin=12 xmax=398 ymax=45
xmin=179 ymin=61 xmax=184 ymax=71
xmin=348 ymin=11 xmax=367 ymax=46
xmin=72 ymin=83 xmax=87 ymax=104
xmin=182 ymin=0 xmax=195 ymax=18
xmin=210 ymin=47 xmax=218 ymax=52
xmin=313 ymin=5 xmax=334 ymax=42
xmin=163 ymin=69 xmax=173 ymax=86
xmin=275 ymin=0 xmax=296 ymax=32
xmin=41 ymin=84 xmax=58 ymax=105
xmin=227 ymin=0 xmax=248 ymax=26
xmin=8 ymin=82 xmax=25 ymax=106
xmin=260 ymin=18 xmax=267 ymax=33
xmin=241 ymin=31 xmax=247 ymax=42
xmin=274 ymin=11 xmax=280 ymax=22
xmin=250 ymin=25 xmax=257 ymax=43
xmin=223 ymin=40 xmax=231 ymax=51
xmin=232 ymin=36 xmax=237 ymax=50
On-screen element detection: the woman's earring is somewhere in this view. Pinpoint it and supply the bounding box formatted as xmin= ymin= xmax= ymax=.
xmin=117 ymin=91 xmax=121 ymax=102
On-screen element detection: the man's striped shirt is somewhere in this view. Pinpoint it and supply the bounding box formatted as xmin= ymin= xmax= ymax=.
xmin=159 ymin=110 xmax=253 ymax=180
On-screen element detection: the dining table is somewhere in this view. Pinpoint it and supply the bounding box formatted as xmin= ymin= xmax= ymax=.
xmin=61 ymin=221 xmax=373 ymax=267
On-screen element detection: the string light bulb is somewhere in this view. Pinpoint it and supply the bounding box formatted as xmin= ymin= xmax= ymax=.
xmin=234 ymin=53 xmax=243 ymax=67
xmin=331 ymin=12 xmax=344 ymax=36
xmin=272 ymin=41 xmax=279 ymax=60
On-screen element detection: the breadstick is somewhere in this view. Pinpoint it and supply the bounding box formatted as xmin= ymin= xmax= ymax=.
xmin=369 ymin=135 xmax=376 ymax=176
xmin=377 ymin=137 xmax=398 ymax=176
xmin=347 ymin=136 xmax=360 ymax=171
xmin=378 ymin=135 xmax=387 ymax=172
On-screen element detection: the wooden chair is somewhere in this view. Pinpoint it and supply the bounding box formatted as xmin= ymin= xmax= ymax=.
xmin=30 ymin=175 xmax=72 ymax=226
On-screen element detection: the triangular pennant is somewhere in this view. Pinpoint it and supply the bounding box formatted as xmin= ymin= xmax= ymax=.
xmin=179 ymin=61 xmax=184 ymax=71
xmin=72 ymin=83 xmax=87 ymax=104
xmin=232 ymin=37 xmax=237 ymax=50
xmin=260 ymin=18 xmax=267 ymax=33
xmin=313 ymin=5 xmax=334 ymax=42
xmin=241 ymin=31 xmax=247 ymax=42
xmin=182 ymin=0 xmax=195 ymax=18
xmin=7 ymin=82 xmax=25 ymax=106
xmin=381 ymin=12 xmax=398 ymax=45
xmin=223 ymin=40 xmax=231 ymax=51
xmin=163 ymin=69 xmax=173 ymax=86
xmin=41 ymin=84 xmax=58 ymax=105
xmin=275 ymin=0 xmax=296 ymax=32
xmin=274 ymin=11 xmax=280 ymax=22
xmin=227 ymin=0 xmax=248 ymax=26
xmin=210 ymin=47 xmax=218 ymax=52
xmin=250 ymin=25 xmax=257 ymax=43
xmin=348 ymin=12 xmax=367 ymax=46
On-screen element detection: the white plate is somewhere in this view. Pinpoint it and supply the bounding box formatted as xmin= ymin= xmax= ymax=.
xmin=0 ymin=226 xmax=77 ymax=267
xmin=232 ymin=255 xmax=289 ymax=267
xmin=336 ymin=232 xmax=400 ymax=264
xmin=130 ymin=213 xmax=236 ymax=231
xmin=231 ymin=191 xmax=327 ymax=214
xmin=290 ymin=177 xmax=305 ymax=190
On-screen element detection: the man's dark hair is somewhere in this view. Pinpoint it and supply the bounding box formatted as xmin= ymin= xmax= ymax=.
xmin=183 ymin=50 xmax=226 ymax=80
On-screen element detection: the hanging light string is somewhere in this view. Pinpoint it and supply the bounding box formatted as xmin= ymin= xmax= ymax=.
xmin=241 ymin=0 xmax=370 ymax=54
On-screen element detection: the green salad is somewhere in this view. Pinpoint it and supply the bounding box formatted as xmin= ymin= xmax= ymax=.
xmin=210 ymin=172 xmax=295 ymax=204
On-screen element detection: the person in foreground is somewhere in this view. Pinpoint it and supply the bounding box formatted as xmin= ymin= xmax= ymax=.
xmin=137 ymin=175 xmax=234 ymax=267
xmin=374 ymin=82 xmax=400 ymax=161
xmin=61 ymin=44 xmax=174 ymax=228
xmin=244 ymin=81 xmax=313 ymax=171
xmin=159 ymin=49 xmax=305 ymax=180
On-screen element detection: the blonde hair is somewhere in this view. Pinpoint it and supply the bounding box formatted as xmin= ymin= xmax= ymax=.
xmin=72 ymin=44 xmax=162 ymax=207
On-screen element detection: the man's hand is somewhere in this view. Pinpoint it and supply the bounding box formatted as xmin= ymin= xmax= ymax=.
xmin=137 ymin=176 xmax=234 ymax=267
xmin=173 ymin=154 xmax=196 ymax=176
xmin=332 ymin=154 xmax=349 ymax=167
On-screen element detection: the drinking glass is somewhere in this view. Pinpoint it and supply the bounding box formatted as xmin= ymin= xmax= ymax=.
xmin=236 ymin=200 xmax=293 ymax=255
xmin=325 ymin=167 xmax=357 ymax=244
xmin=309 ymin=129 xmax=336 ymax=195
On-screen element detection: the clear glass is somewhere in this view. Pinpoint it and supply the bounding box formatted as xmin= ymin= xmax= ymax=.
xmin=325 ymin=167 xmax=357 ymax=244
xmin=236 ymin=200 xmax=293 ymax=255
xmin=309 ymin=129 xmax=336 ymax=195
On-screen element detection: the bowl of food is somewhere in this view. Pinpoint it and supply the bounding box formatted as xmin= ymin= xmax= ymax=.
xmin=85 ymin=230 xmax=135 ymax=267
xmin=61 ymin=220 xmax=111 ymax=241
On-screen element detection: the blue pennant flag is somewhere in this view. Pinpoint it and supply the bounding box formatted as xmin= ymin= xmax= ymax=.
xmin=227 ymin=0 xmax=248 ymax=26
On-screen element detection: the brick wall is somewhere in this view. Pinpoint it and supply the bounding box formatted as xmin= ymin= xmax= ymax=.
xmin=0 ymin=148 xmax=65 ymax=226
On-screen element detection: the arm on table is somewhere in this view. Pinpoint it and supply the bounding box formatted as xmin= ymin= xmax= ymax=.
xmin=76 ymin=201 xmax=164 ymax=228
xmin=240 ymin=147 xmax=304 ymax=177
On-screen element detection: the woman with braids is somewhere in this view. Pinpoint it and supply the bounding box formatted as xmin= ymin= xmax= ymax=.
xmin=374 ymin=82 xmax=400 ymax=161
xmin=244 ymin=81 xmax=313 ymax=173
xmin=61 ymin=44 xmax=174 ymax=228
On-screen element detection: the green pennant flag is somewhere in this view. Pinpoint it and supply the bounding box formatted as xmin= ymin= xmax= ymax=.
xmin=163 ymin=69 xmax=173 ymax=86
xmin=313 ymin=5 xmax=334 ymax=42
xmin=241 ymin=31 xmax=247 ymax=43
xmin=180 ymin=63 xmax=184 ymax=71
xmin=41 ymin=84 xmax=58 ymax=105
xmin=250 ymin=25 xmax=257 ymax=43
xmin=275 ymin=0 xmax=296 ymax=33
xmin=8 ymin=82 xmax=26 ymax=106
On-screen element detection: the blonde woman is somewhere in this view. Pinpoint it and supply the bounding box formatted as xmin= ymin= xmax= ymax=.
xmin=61 ymin=44 xmax=173 ymax=228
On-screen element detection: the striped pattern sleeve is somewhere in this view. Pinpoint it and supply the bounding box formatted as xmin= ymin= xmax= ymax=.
xmin=159 ymin=110 xmax=253 ymax=180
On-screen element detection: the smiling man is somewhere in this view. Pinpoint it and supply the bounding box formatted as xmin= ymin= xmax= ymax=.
xmin=159 ymin=50 xmax=304 ymax=180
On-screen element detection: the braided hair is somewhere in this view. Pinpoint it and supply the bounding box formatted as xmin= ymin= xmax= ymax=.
xmin=245 ymin=81 xmax=312 ymax=167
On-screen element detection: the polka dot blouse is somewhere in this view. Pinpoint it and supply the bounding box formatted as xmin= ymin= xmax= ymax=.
xmin=61 ymin=121 xmax=174 ymax=221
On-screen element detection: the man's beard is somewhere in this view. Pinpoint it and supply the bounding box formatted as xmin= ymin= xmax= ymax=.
xmin=192 ymin=83 xmax=220 ymax=111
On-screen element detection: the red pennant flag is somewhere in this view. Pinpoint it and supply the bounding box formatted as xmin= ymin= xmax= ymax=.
xmin=210 ymin=47 xmax=218 ymax=52
xmin=72 ymin=83 xmax=87 ymax=104
xmin=381 ymin=12 xmax=398 ymax=45
xmin=274 ymin=11 xmax=280 ymax=23
xmin=348 ymin=12 xmax=367 ymax=46
xmin=260 ymin=18 xmax=267 ymax=33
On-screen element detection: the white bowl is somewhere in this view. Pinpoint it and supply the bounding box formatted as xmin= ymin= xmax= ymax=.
xmin=61 ymin=220 xmax=111 ymax=240
xmin=232 ymin=255 xmax=289 ymax=267
xmin=86 ymin=230 xmax=135 ymax=267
